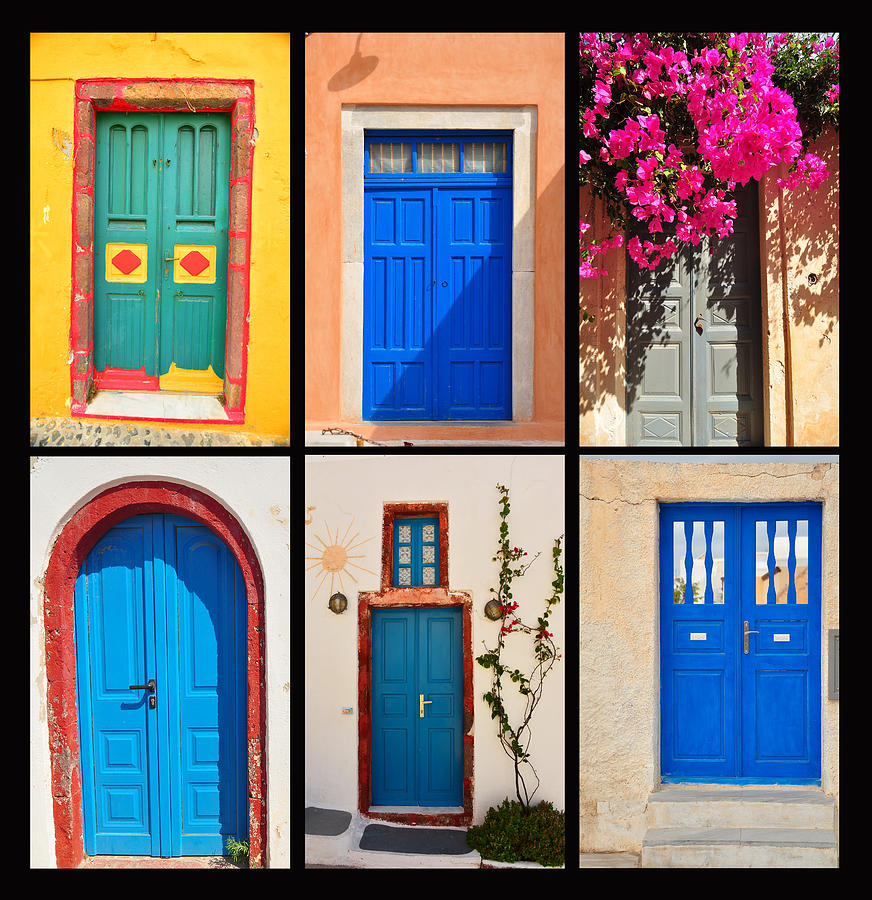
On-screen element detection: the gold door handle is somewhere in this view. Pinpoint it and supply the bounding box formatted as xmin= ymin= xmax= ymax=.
xmin=419 ymin=694 xmax=433 ymax=718
xmin=743 ymin=620 xmax=760 ymax=654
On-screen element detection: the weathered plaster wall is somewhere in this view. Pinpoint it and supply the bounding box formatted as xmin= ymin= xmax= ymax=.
xmin=30 ymin=456 xmax=290 ymax=868
xmin=305 ymin=454 xmax=565 ymax=823
xmin=29 ymin=33 xmax=289 ymax=439
xmin=579 ymin=126 xmax=839 ymax=447
xmin=305 ymin=33 xmax=565 ymax=443
xmin=580 ymin=457 xmax=839 ymax=853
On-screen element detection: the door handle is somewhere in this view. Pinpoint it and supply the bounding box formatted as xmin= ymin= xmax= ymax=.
xmin=419 ymin=693 xmax=433 ymax=718
xmin=129 ymin=678 xmax=156 ymax=693
xmin=694 ymin=313 xmax=705 ymax=333
xmin=743 ymin=621 xmax=760 ymax=654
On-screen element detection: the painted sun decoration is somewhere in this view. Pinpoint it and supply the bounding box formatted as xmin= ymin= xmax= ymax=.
xmin=306 ymin=516 xmax=377 ymax=602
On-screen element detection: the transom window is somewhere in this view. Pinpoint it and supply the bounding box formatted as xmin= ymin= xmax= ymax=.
xmin=393 ymin=517 xmax=440 ymax=586
xmin=365 ymin=131 xmax=511 ymax=181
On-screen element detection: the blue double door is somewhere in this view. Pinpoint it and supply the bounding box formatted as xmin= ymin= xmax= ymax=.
xmin=660 ymin=504 xmax=822 ymax=781
xmin=363 ymin=134 xmax=512 ymax=421
xmin=371 ymin=608 xmax=463 ymax=806
xmin=74 ymin=514 xmax=248 ymax=856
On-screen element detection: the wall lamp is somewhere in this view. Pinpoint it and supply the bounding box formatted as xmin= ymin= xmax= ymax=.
xmin=484 ymin=598 xmax=503 ymax=620
xmin=328 ymin=592 xmax=348 ymax=615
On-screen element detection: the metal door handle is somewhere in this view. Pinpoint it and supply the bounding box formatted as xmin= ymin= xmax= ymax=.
xmin=743 ymin=621 xmax=760 ymax=654
xmin=164 ymin=257 xmax=180 ymax=262
xmin=129 ymin=678 xmax=156 ymax=693
xmin=694 ymin=314 xmax=705 ymax=333
xmin=419 ymin=693 xmax=433 ymax=718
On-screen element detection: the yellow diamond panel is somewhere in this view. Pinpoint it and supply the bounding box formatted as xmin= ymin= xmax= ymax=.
xmin=173 ymin=244 xmax=217 ymax=284
xmin=105 ymin=243 xmax=148 ymax=283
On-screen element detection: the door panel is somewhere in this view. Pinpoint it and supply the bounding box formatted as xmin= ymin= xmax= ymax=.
xmin=75 ymin=519 xmax=160 ymax=855
xmin=660 ymin=503 xmax=821 ymax=781
xmin=627 ymin=182 xmax=763 ymax=445
xmin=740 ymin=506 xmax=821 ymax=778
xmin=94 ymin=113 xmax=230 ymax=394
xmin=660 ymin=506 xmax=739 ymax=777
xmin=371 ymin=608 xmax=463 ymax=806
xmin=435 ymin=188 xmax=512 ymax=420
xmin=94 ymin=116 xmax=162 ymax=387
xmin=159 ymin=116 xmax=230 ymax=392
xmin=75 ymin=514 xmax=247 ymax=857
xmin=363 ymin=189 xmax=434 ymax=419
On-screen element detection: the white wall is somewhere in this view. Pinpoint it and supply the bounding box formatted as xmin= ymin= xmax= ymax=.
xmin=304 ymin=454 xmax=565 ymax=821
xmin=29 ymin=456 xmax=289 ymax=868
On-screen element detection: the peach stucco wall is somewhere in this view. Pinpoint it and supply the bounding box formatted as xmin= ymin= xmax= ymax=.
xmin=579 ymin=126 xmax=839 ymax=448
xmin=305 ymin=33 xmax=565 ymax=443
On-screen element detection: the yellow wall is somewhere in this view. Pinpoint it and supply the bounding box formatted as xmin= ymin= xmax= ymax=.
xmin=30 ymin=33 xmax=289 ymax=439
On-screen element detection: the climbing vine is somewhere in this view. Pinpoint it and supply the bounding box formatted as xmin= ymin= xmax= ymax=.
xmin=579 ymin=32 xmax=839 ymax=281
xmin=476 ymin=484 xmax=564 ymax=808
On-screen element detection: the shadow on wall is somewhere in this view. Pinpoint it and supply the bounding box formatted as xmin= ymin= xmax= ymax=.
xmin=327 ymin=34 xmax=379 ymax=92
xmin=780 ymin=132 xmax=839 ymax=345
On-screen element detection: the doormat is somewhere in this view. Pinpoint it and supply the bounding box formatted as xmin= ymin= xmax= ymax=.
xmin=305 ymin=807 xmax=353 ymax=836
xmin=359 ymin=824 xmax=472 ymax=855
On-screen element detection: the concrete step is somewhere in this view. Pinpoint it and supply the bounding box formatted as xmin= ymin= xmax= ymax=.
xmin=647 ymin=787 xmax=835 ymax=829
xmin=304 ymin=807 xmax=481 ymax=868
xmin=642 ymin=826 xmax=838 ymax=867
xmin=642 ymin=787 xmax=838 ymax=867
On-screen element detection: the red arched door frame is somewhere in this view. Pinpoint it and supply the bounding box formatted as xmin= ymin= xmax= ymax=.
xmin=43 ymin=481 xmax=267 ymax=867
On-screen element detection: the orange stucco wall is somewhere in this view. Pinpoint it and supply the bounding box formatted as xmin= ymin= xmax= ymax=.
xmin=305 ymin=33 xmax=565 ymax=443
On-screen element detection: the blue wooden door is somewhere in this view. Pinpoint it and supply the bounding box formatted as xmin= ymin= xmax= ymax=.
xmin=435 ymin=187 xmax=512 ymax=420
xmin=74 ymin=514 xmax=248 ymax=856
xmin=94 ymin=113 xmax=230 ymax=394
xmin=660 ymin=503 xmax=821 ymax=781
xmin=363 ymin=188 xmax=434 ymax=418
xmin=371 ymin=608 xmax=463 ymax=806
xmin=740 ymin=505 xmax=822 ymax=779
xmin=363 ymin=132 xmax=512 ymax=420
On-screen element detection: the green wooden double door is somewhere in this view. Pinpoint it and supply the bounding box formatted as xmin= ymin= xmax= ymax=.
xmin=94 ymin=112 xmax=230 ymax=394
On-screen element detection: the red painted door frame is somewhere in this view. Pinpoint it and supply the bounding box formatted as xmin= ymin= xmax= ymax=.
xmin=42 ymin=481 xmax=267 ymax=867
xmin=357 ymin=502 xmax=474 ymax=827
xmin=70 ymin=78 xmax=254 ymax=424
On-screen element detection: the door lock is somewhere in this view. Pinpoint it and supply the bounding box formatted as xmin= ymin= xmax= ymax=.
xmin=694 ymin=313 xmax=705 ymax=333
xmin=419 ymin=693 xmax=433 ymax=718
xmin=743 ymin=621 xmax=760 ymax=654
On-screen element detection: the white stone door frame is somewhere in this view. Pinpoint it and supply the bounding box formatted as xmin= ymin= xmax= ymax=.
xmin=340 ymin=105 xmax=537 ymax=422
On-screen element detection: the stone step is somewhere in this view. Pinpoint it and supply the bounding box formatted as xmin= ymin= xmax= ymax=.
xmin=642 ymin=788 xmax=837 ymax=867
xmin=642 ymin=826 xmax=838 ymax=868
xmin=647 ymin=788 xmax=835 ymax=829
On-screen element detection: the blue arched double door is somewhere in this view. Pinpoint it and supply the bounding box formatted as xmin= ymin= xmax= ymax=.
xmin=74 ymin=513 xmax=248 ymax=856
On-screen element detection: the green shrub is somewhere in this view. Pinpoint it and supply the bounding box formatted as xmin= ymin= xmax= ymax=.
xmin=466 ymin=798 xmax=564 ymax=867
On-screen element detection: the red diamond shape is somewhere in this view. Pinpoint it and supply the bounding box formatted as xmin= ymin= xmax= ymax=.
xmin=180 ymin=250 xmax=210 ymax=277
xmin=111 ymin=248 xmax=142 ymax=275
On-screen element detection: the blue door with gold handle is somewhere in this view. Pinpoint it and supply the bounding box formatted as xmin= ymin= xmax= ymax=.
xmin=74 ymin=514 xmax=248 ymax=856
xmin=371 ymin=608 xmax=463 ymax=805
xmin=363 ymin=132 xmax=512 ymax=420
xmin=94 ymin=113 xmax=229 ymax=394
xmin=660 ymin=503 xmax=821 ymax=781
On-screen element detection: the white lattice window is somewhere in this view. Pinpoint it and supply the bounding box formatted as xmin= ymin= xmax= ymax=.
xmin=393 ymin=516 xmax=440 ymax=587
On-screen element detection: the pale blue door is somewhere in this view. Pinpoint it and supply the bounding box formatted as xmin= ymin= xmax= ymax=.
xmin=371 ymin=608 xmax=463 ymax=806
xmin=74 ymin=514 xmax=248 ymax=856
